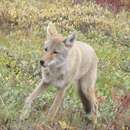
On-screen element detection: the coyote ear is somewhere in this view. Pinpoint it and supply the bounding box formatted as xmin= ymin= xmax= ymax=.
xmin=64 ymin=32 xmax=76 ymax=47
xmin=47 ymin=22 xmax=58 ymax=38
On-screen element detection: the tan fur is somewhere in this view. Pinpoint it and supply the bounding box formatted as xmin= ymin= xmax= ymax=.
xmin=43 ymin=52 xmax=55 ymax=61
xmin=50 ymin=34 xmax=64 ymax=44
xmin=22 ymin=22 xmax=99 ymax=124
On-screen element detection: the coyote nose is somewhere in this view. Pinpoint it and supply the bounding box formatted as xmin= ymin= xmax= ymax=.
xmin=40 ymin=60 xmax=44 ymax=66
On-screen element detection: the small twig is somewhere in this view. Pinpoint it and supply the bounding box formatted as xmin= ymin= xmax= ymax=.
xmin=0 ymin=95 xmax=6 ymax=106
xmin=0 ymin=95 xmax=10 ymax=117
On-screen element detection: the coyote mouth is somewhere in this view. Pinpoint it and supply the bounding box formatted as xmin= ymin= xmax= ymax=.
xmin=42 ymin=64 xmax=47 ymax=68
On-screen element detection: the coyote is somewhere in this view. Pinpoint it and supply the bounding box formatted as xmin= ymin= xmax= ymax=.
xmin=23 ymin=22 xmax=99 ymax=122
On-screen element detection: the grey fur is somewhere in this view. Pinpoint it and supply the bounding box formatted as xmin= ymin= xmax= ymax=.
xmin=23 ymin=22 xmax=99 ymax=123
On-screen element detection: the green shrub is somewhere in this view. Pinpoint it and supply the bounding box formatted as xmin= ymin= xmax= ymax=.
xmin=0 ymin=0 xmax=130 ymax=129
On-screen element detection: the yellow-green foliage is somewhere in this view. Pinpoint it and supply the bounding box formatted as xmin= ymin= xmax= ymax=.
xmin=0 ymin=0 xmax=130 ymax=40
xmin=0 ymin=0 xmax=130 ymax=129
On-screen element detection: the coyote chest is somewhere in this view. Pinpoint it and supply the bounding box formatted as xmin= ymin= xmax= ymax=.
xmin=42 ymin=65 xmax=67 ymax=88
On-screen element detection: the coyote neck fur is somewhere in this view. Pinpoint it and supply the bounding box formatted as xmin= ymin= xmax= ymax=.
xmin=42 ymin=60 xmax=68 ymax=88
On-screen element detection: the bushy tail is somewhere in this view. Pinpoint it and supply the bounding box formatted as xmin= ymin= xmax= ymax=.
xmin=78 ymin=81 xmax=91 ymax=114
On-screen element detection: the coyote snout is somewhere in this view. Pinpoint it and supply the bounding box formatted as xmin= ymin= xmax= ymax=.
xmin=40 ymin=60 xmax=44 ymax=66
xmin=23 ymin=22 xmax=99 ymax=123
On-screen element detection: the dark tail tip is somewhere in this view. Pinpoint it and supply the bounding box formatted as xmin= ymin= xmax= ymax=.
xmin=78 ymin=86 xmax=91 ymax=114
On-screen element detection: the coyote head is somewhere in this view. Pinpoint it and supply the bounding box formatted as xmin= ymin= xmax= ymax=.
xmin=40 ymin=22 xmax=76 ymax=68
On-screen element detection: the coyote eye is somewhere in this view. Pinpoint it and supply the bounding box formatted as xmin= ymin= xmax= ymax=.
xmin=44 ymin=48 xmax=48 ymax=52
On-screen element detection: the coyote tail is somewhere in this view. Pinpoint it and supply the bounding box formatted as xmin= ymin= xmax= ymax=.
xmin=78 ymin=80 xmax=91 ymax=114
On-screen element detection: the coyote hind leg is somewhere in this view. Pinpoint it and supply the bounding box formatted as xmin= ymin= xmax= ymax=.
xmin=77 ymin=66 xmax=99 ymax=123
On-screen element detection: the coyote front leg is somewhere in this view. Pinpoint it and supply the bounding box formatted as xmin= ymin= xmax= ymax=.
xmin=25 ymin=79 xmax=48 ymax=108
xmin=20 ymin=80 xmax=48 ymax=120
xmin=47 ymin=87 xmax=67 ymax=121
